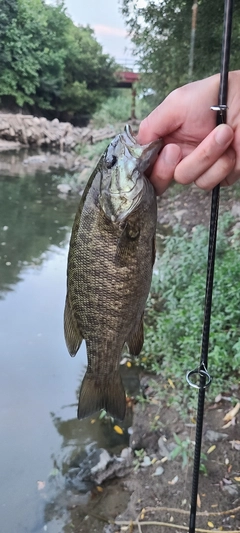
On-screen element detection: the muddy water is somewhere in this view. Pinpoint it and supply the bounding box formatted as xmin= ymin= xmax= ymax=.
xmin=0 ymin=154 xmax=132 ymax=533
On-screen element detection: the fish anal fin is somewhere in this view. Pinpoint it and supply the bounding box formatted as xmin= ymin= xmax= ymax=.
xmin=127 ymin=315 xmax=144 ymax=356
xmin=77 ymin=371 xmax=126 ymax=421
xmin=64 ymin=296 xmax=83 ymax=356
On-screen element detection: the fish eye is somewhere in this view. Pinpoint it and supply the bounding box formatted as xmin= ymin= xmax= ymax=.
xmin=106 ymin=154 xmax=117 ymax=169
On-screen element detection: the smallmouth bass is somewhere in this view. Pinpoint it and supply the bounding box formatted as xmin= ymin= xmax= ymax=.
xmin=64 ymin=125 xmax=162 ymax=420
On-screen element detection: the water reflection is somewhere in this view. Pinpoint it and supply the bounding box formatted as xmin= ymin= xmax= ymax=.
xmin=0 ymin=171 xmax=79 ymax=297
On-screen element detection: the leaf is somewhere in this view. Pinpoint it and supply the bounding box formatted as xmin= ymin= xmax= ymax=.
xmin=126 ymin=361 xmax=131 ymax=367
xmin=168 ymin=378 xmax=175 ymax=389
xmin=222 ymin=419 xmax=235 ymax=429
xmin=215 ymin=393 xmax=222 ymax=403
xmin=170 ymin=445 xmax=181 ymax=459
xmin=223 ymin=402 xmax=240 ymax=422
xmin=48 ymin=468 xmax=59 ymax=477
xmin=197 ymin=493 xmax=201 ymax=509
xmin=234 ymin=476 xmax=240 ymax=482
xmin=173 ymin=433 xmax=182 ymax=445
xmin=120 ymin=357 xmax=128 ymax=365
xmin=113 ymin=425 xmax=124 ymax=435
xmin=230 ymin=440 xmax=240 ymax=450
xmin=168 ymin=475 xmax=178 ymax=485
xmin=90 ymin=419 xmax=96 ymax=424
xmin=160 ymin=456 xmax=168 ymax=463
xmin=96 ymin=486 xmax=103 ymax=492
xmin=207 ymin=445 xmax=216 ymax=454
xmin=208 ymin=522 xmax=214 ymax=528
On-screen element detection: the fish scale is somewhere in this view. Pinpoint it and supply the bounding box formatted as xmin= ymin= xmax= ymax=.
xmin=64 ymin=125 xmax=162 ymax=420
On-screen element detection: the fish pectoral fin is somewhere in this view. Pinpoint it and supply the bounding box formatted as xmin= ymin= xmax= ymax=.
xmin=127 ymin=315 xmax=144 ymax=356
xmin=64 ymin=296 xmax=83 ymax=356
xmin=115 ymin=222 xmax=140 ymax=266
xmin=78 ymin=371 xmax=126 ymax=421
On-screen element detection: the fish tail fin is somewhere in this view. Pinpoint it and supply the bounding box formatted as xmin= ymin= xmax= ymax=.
xmin=77 ymin=371 xmax=126 ymax=421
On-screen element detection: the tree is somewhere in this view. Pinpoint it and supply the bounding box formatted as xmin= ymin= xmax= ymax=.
xmin=58 ymin=24 xmax=116 ymax=124
xmin=0 ymin=0 xmax=51 ymax=106
xmin=121 ymin=0 xmax=240 ymax=102
xmin=0 ymin=0 xmax=116 ymax=121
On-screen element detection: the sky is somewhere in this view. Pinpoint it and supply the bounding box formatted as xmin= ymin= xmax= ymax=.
xmin=63 ymin=0 xmax=135 ymax=63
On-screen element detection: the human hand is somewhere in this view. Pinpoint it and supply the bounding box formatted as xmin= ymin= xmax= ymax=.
xmin=138 ymin=71 xmax=240 ymax=194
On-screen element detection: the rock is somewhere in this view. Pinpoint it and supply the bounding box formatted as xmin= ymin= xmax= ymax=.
xmin=158 ymin=436 xmax=172 ymax=459
xmin=0 ymin=140 xmax=21 ymax=151
xmin=91 ymin=449 xmax=112 ymax=475
xmin=222 ymin=484 xmax=239 ymax=497
xmin=0 ymin=112 xmax=118 ymax=150
xmin=174 ymin=209 xmax=188 ymax=222
xmin=205 ymin=430 xmax=228 ymax=442
xmin=232 ymin=221 xmax=240 ymax=232
xmin=153 ymin=466 xmax=164 ymax=476
xmin=57 ymin=183 xmax=72 ymax=194
xmin=103 ymin=524 xmax=121 ymax=533
xmin=120 ymin=447 xmax=132 ymax=461
xmin=231 ymin=203 xmax=240 ymax=218
xmin=141 ymin=455 xmax=151 ymax=467
xmin=52 ymin=118 xmax=59 ymax=126
xmin=92 ymin=451 xmax=132 ymax=485
xmin=23 ymin=155 xmax=47 ymax=165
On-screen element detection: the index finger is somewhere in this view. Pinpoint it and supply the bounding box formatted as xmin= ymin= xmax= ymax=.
xmin=137 ymin=92 xmax=183 ymax=144
xmin=137 ymin=75 xmax=220 ymax=145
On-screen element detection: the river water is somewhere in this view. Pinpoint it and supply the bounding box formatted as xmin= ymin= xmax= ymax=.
xmin=0 ymin=153 xmax=132 ymax=533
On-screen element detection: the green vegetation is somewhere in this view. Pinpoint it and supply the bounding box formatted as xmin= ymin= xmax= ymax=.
xmin=140 ymin=214 xmax=240 ymax=411
xmin=92 ymin=89 xmax=153 ymax=127
xmin=76 ymin=138 xmax=112 ymax=160
xmin=0 ymin=0 xmax=116 ymax=123
xmin=121 ymin=0 xmax=240 ymax=102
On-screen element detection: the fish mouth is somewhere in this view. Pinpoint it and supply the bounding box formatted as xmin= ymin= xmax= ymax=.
xmin=100 ymin=124 xmax=163 ymax=223
xmin=122 ymin=124 xmax=163 ymax=172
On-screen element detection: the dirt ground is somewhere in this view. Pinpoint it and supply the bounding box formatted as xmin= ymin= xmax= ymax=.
xmin=67 ymin=183 xmax=240 ymax=533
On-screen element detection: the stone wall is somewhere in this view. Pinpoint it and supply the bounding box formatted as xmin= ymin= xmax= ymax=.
xmin=0 ymin=113 xmax=116 ymax=150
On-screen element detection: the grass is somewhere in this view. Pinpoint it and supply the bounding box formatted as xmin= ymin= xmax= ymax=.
xmin=139 ymin=213 xmax=240 ymax=413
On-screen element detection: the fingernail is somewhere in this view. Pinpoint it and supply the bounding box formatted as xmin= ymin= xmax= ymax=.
xmin=215 ymin=124 xmax=233 ymax=146
xmin=163 ymin=144 xmax=181 ymax=165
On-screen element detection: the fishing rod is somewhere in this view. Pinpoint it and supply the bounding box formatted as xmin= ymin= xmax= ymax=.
xmin=186 ymin=1 xmax=234 ymax=532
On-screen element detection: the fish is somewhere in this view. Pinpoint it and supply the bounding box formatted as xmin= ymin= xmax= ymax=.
xmin=64 ymin=124 xmax=162 ymax=420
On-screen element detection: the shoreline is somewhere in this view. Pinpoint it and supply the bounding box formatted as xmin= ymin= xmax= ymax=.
xmin=0 ymin=112 xmax=118 ymax=151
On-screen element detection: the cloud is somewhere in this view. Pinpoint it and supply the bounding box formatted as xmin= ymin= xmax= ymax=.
xmin=93 ymin=24 xmax=127 ymax=38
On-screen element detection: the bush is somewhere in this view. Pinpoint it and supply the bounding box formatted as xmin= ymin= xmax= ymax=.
xmin=141 ymin=214 xmax=240 ymax=411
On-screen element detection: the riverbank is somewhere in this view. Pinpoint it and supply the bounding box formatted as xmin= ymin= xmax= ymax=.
xmin=0 ymin=113 xmax=118 ymax=150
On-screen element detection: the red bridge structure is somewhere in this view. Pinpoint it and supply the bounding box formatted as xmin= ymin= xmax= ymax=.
xmin=114 ymin=65 xmax=140 ymax=120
